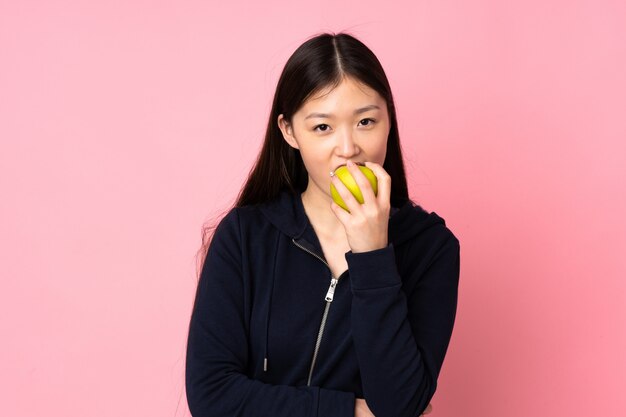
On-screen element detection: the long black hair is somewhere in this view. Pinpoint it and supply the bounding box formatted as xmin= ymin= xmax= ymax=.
xmin=196 ymin=31 xmax=409 ymax=275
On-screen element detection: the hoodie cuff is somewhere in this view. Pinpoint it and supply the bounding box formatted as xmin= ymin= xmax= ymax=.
xmin=318 ymin=387 xmax=355 ymax=417
xmin=345 ymin=243 xmax=401 ymax=290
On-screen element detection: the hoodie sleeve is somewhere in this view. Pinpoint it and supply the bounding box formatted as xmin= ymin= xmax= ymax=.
xmin=345 ymin=229 xmax=460 ymax=417
xmin=185 ymin=209 xmax=356 ymax=417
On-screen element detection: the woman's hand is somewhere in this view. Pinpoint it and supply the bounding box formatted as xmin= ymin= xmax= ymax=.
xmin=355 ymin=398 xmax=376 ymax=417
xmin=330 ymin=160 xmax=391 ymax=253
xmin=355 ymin=398 xmax=433 ymax=416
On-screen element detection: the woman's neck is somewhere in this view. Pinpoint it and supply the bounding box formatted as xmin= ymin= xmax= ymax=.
xmin=300 ymin=186 xmax=346 ymax=242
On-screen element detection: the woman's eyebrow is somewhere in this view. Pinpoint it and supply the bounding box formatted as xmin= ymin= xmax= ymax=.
xmin=304 ymin=104 xmax=380 ymax=120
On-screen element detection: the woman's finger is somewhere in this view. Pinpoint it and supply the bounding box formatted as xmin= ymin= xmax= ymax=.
xmin=363 ymin=161 xmax=391 ymax=208
xmin=422 ymin=403 xmax=433 ymax=415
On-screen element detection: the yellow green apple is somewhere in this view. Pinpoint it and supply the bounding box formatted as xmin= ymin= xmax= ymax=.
xmin=330 ymin=163 xmax=378 ymax=212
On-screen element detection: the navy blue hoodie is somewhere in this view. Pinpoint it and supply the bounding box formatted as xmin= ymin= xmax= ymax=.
xmin=186 ymin=189 xmax=460 ymax=417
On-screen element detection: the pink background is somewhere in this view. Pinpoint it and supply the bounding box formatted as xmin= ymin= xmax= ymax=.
xmin=1 ymin=1 xmax=624 ymax=416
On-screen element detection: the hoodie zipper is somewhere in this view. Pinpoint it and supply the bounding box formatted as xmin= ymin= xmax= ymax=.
xmin=291 ymin=238 xmax=338 ymax=386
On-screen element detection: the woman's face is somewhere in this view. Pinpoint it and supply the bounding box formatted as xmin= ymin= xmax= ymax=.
xmin=278 ymin=76 xmax=390 ymax=200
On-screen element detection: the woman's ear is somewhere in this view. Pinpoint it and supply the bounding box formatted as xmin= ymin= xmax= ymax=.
xmin=277 ymin=114 xmax=300 ymax=150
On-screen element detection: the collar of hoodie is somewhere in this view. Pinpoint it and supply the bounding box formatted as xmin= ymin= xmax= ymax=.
xmin=259 ymin=189 xmax=445 ymax=246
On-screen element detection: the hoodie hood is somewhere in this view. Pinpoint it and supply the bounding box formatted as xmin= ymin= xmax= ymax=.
xmin=258 ymin=188 xmax=447 ymax=247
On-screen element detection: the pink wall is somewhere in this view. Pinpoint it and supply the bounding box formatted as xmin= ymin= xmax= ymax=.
xmin=1 ymin=1 xmax=624 ymax=416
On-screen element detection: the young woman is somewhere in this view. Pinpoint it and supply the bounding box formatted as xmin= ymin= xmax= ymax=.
xmin=185 ymin=32 xmax=460 ymax=417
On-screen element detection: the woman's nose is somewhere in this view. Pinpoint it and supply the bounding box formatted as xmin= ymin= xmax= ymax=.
xmin=336 ymin=129 xmax=358 ymax=156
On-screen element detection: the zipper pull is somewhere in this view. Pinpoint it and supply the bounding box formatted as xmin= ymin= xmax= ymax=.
xmin=325 ymin=278 xmax=338 ymax=302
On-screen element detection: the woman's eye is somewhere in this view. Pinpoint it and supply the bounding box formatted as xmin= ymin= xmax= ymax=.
xmin=314 ymin=119 xmax=375 ymax=132
xmin=314 ymin=124 xmax=330 ymax=132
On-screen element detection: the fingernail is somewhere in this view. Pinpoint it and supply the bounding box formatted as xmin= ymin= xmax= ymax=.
xmin=347 ymin=160 xmax=354 ymax=167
